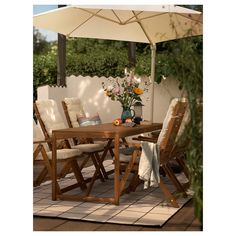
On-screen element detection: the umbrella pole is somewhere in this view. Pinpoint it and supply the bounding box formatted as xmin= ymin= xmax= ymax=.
xmin=150 ymin=43 xmax=156 ymax=123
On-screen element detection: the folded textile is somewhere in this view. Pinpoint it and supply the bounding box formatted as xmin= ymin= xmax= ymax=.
xmin=138 ymin=142 xmax=160 ymax=189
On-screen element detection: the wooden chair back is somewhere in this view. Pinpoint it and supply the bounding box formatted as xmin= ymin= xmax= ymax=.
xmin=62 ymin=98 xmax=89 ymax=145
xmin=159 ymin=100 xmax=187 ymax=164
xmin=34 ymin=101 xmax=70 ymax=150
xmin=61 ymin=100 xmax=79 ymax=145
xmin=34 ymin=103 xmax=52 ymax=149
xmin=62 ymin=100 xmax=73 ymax=128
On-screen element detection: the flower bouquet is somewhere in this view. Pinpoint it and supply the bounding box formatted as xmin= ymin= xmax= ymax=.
xmin=102 ymin=70 xmax=148 ymax=122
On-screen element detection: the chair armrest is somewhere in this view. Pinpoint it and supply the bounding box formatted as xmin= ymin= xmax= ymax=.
xmin=132 ymin=128 xmax=162 ymax=143
xmin=34 ymin=136 xmax=53 ymax=144
xmin=132 ymin=136 xmax=158 ymax=143
xmin=33 ymin=140 xmax=47 ymax=144
xmin=34 ymin=137 xmax=53 ymax=144
xmin=151 ymin=129 xmax=162 ymax=138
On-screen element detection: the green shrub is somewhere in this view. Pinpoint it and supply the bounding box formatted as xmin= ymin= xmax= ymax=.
xmin=33 ymin=54 xmax=57 ymax=101
xmin=33 ymin=38 xmax=173 ymax=102
xmin=66 ymin=47 xmax=129 ymax=78
xmin=167 ymin=36 xmax=203 ymax=223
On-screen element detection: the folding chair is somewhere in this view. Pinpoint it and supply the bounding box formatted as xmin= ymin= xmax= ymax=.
xmin=33 ymin=120 xmax=87 ymax=192
xmin=34 ymin=99 xmax=109 ymax=186
xmin=118 ymin=98 xmax=189 ymax=208
xmin=133 ymin=99 xmax=191 ymax=177
xmin=61 ymin=97 xmax=128 ymax=148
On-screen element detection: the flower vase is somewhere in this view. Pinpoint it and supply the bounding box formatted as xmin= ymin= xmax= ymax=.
xmin=121 ymin=107 xmax=135 ymax=123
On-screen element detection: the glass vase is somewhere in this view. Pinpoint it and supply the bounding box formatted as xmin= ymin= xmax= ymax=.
xmin=121 ymin=107 xmax=135 ymax=123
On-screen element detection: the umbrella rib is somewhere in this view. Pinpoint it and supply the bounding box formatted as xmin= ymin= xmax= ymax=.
xmin=79 ymin=8 xmax=121 ymax=24
xmin=126 ymin=12 xmax=167 ymax=25
xmin=123 ymin=11 xmax=143 ymax=24
xmin=68 ymin=8 xmax=123 ymax=36
xmin=131 ymin=11 xmax=153 ymax=44
xmin=125 ymin=12 xmax=202 ymax=25
xmin=68 ymin=9 xmax=103 ymax=36
xmin=111 ymin=10 xmax=123 ymax=24
xmin=111 ymin=10 xmax=146 ymax=26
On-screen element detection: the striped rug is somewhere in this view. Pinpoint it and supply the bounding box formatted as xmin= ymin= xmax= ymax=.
xmin=33 ymin=160 xmax=192 ymax=226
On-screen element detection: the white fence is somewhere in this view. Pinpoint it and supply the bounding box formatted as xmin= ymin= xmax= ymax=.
xmin=37 ymin=75 xmax=183 ymax=124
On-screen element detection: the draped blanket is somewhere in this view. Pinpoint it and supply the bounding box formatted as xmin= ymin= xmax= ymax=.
xmin=138 ymin=142 xmax=160 ymax=189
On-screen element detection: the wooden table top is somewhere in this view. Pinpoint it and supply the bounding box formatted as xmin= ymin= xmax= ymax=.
xmin=52 ymin=123 xmax=162 ymax=139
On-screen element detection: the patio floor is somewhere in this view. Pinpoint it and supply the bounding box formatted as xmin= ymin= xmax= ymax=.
xmin=33 ymin=154 xmax=202 ymax=231
xmin=33 ymin=198 xmax=201 ymax=231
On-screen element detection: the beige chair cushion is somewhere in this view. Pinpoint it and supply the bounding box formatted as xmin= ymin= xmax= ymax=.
xmin=34 ymin=119 xmax=83 ymax=161
xmin=35 ymin=148 xmax=82 ymax=161
xmin=72 ymin=143 xmax=105 ymax=153
xmin=33 ymin=120 xmax=50 ymax=152
xmin=33 ymin=120 xmax=44 ymax=142
xmin=157 ymin=98 xmax=187 ymax=146
xmin=64 ymin=97 xmax=86 ymax=128
xmin=94 ymin=140 xmax=114 ymax=148
xmin=176 ymin=104 xmax=191 ymax=142
xmin=35 ymin=99 xmax=67 ymax=135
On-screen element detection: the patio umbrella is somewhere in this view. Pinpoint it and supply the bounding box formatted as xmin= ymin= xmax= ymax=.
xmin=33 ymin=5 xmax=203 ymax=121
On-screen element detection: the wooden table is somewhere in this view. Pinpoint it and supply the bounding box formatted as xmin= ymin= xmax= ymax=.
xmin=52 ymin=123 xmax=162 ymax=205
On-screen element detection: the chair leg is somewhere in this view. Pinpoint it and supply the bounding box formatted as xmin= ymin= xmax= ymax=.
xmin=128 ymin=168 xmax=142 ymax=192
xmin=79 ymin=155 xmax=90 ymax=170
xmin=58 ymin=161 xmax=72 ymax=178
xmin=109 ymin=147 xmax=114 ymax=158
xmin=163 ymin=163 xmax=187 ymax=197
xmin=34 ymin=167 xmax=48 ymax=187
xmin=70 ymin=159 xmax=87 ymax=190
xmin=121 ymin=138 xmax=129 ymax=147
xmin=91 ymin=154 xmax=105 ymax=182
xmin=87 ymin=139 xmax=112 ymax=180
xmin=95 ymin=152 xmax=108 ymax=179
xmin=96 ymin=139 xmax=114 ymax=179
xmin=85 ymin=158 xmax=103 ymax=196
xmin=85 ymin=149 xmax=113 ymax=196
xmin=40 ymin=146 xmax=61 ymax=194
xmin=159 ymin=178 xmax=179 ymax=208
xmin=33 ymin=145 xmax=42 ymax=161
xmin=34 ymin=145 xmax=51 ymax=186
xmin=119 ymin=150 xmax=138 ymax=194
xmin=176 ymin=155 xmax=190 ymax=179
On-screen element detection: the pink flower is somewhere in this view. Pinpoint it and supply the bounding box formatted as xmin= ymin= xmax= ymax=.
xmin=128 ymin=75 xmax=140 ymax=86
xmin=128 ymin=75 xmax=135 ymax=86
xmin=113 ymin=87 xmax=120 ymax=95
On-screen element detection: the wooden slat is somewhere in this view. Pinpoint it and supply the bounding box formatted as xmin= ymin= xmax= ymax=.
xmin=58 ymin=194 xmax=116 ymax=204
xmin=33 ymin=199 xmax=201 ymax=231
xmin=61 ymin=100 xmax=78 ymax=145
xmin=34 ymin=103 xmax=52 ymax=150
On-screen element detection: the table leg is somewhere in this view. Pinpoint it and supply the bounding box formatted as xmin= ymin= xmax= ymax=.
xmin=52 ymin=133 xmax=57 ymax=201
xmin=114 ymin=134 xmax=120 ymax=205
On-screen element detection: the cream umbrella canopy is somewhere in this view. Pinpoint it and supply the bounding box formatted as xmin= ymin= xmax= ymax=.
xmin=33 ymin=5 xmax=202 ymax=121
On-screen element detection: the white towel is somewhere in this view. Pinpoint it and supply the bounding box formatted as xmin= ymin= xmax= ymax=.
xmin=138 ymin=142 xmax=160 ymax=189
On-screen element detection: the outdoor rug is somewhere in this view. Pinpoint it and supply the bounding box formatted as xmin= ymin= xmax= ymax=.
xmin=33 ymin=160 xmax=192 ymax=226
